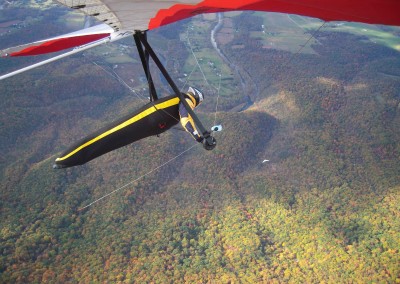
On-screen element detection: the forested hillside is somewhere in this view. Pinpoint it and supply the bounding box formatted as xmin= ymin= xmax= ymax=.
xmin=1 ymin=6 xmax=399 ymax=283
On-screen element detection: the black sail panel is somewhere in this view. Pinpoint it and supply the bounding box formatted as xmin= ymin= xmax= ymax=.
xmin=54 ymin=95 xmax=180 ymax=168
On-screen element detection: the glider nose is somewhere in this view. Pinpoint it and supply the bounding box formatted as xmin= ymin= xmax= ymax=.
xmin=53 ymin=163 xmax=67 ymax=169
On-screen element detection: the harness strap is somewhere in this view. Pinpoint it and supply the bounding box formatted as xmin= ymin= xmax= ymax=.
xmin=135 ymin=31 xmax=212 ymax=142
xmin=133 ymin=33 xmax=158 ymax=102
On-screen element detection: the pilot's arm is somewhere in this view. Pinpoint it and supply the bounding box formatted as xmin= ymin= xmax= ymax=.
xmin=179 ymin=100 xmax=203 ymax=142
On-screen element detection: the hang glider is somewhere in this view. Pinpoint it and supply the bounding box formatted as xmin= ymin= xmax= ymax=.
xmin=0 ymin=0 xmax=398 ymax=65
xmin=1 ymin=0 xmax=400 ymax=60
xmin=1 ymin=0 xmax=398 ymax=80
xmin=55 ymin=0 xmax=400 ymax=32
xmin=1 ymin=0 xmax=399 ymax=168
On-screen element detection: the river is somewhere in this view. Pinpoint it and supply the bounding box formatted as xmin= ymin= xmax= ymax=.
xmin=210 ymin=13 xmax=259 ymax=111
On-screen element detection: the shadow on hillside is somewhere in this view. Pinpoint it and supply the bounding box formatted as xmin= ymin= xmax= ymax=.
xmin=170 ymin=110 xmax=279 ymax=188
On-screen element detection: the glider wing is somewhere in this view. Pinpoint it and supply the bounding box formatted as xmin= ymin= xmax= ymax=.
xmin=0 ymin=23 xmax=114 ymax=57
xmin=3 ymin=0 xmax=399 ymax=58
xmin=55 ymin=0 xmax=400 ymax=32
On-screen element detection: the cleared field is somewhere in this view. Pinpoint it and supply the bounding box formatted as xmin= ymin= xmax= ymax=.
xmin=255 ymin=13 xmax=322 ymax=54
xmin=180 ymin=19 xmax=237 ymax=97
xmin=249 ymin=12 xmax=400 ymax=52
xmin=182 ymin=51 xmax=226 ymax=89
xmin=288 ymin=14 xmax=325 ymax=29
xmin=83 ymin=44 xmax=137 ymax=65
xmin=224 ymin=11 xmax=243 ymax=18
xmin=324 ymin=22 xmax=400 ymax=51
xmin=104 ymin=54 xmax=136 ymax=64
xmin=275 ymin=13 xmax=400 ymax=51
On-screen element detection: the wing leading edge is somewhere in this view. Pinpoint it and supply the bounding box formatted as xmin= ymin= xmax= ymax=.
xmin=1 ymin=23 xmax=113 ymax=57
xmin=56 ymin=0 xmax=400 ymax=33
xmin=3 ymin=0 xmax=399 ymax=58
xmin=1 ymin=0 xmax=398 ymax=79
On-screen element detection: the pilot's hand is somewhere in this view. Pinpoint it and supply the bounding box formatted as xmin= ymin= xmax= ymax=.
xmin=196 ymin=136 xmax=204 ymax=143
xmin=203 ymin=136 xmax=216 ymax=150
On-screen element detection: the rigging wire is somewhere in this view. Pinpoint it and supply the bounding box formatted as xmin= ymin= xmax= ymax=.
xmin=213 ymin=73 xmax=222 ymax=126
xmin=274 ymin=21 xmax=327 ymax=80
xmin=78 ymin=22 xmax=226 ymax=211
xmin=83 ymin=53 xmax=147 ymax=102
xmin=180 ymin=62 xmax=199 ymax=92
xmin=184 ymin=22 xmax=223 ymax=127
xmin=110 ymin=69 xmax=147 ymax=103
xmin=78 ymin=17 xmax=322 ymax=210
xmin=287 ymin=21 xmax=326 ymax=65
xmin=186 ymin=28 xmax=208 ymax=85
xmin=179 ymin=27 xmax=210 ymax=92
xmin=78 ymin=143 xmax=198 ymax=211
xmin=85 ymin=52 xmax=181 ymax=123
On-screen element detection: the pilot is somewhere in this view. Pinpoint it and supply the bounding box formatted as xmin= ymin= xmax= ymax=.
xmin=180 ymin=87 xmax=216 ymax=150
xmin=53 ymin=86 xmax=216 ymax=169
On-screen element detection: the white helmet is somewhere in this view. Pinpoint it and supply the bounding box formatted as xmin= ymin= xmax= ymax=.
xmin=187 ymin=86 xmax=204 ymax=107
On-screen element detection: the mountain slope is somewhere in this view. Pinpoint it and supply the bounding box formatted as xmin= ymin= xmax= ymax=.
xmin=0 ymin=10 xmax=399 ymax=283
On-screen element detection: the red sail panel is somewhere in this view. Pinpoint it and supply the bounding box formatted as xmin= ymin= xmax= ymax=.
xmin=148 ymin=0 xmax=400 ymax=30
xmin=9 ymin=33 xmax=110 ymax=56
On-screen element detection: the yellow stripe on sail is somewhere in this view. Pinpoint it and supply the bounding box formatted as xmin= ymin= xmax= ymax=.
xmin=56 ymin=97 xmax=180 ymax=162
